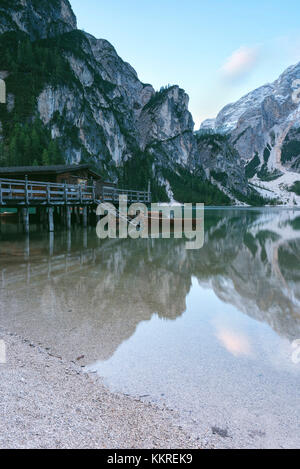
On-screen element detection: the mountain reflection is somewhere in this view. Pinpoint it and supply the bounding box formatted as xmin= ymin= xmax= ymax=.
xmin=0 ymin=208 xmax=300 ymax=363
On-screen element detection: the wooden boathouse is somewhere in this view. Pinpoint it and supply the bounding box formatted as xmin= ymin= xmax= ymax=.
xmin=0 ymin=164 xmax=151 ymax=233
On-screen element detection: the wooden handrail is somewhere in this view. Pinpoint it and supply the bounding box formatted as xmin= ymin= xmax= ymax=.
xmin=0 ymin=177 xmax=151 ymax=206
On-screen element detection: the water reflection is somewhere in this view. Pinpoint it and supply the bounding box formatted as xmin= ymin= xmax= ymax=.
xmin=0 ymin=208 xmax=300 ymax=364
xmin=1 ymin=208 xmax=300 ymax=447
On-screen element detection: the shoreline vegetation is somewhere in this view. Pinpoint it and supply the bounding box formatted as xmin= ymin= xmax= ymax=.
xmin=0 ymin=328 xmax=199 ymax=449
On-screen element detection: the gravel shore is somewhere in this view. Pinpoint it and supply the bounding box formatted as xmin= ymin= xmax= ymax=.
xmin=0 ymin=329 xmax=199 ymax=449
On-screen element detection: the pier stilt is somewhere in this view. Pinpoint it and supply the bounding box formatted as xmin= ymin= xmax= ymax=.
xmin=83 ymin=228 xmax=88 ymax=249
xmin=66 ymin=206 xmax=71 ymax=230
xmin=17 ymin=208 xmax=22 ymax=230
xmin=48 ymin=207 xmax=54 ymax=232
xmin=67 ymin=230 xmax=71 ymax=252
xmin=75 ymin=207 xmax=80 ymax=225
xmin=24 ymin=235 xmax=30 ymax=260
xmin=22 ymin=208 xmax=29 ymax=234
xmin=83 ymin=206 xmax=88 ymax=227
xmin=49 ymin=232 xmax=54 ymax=256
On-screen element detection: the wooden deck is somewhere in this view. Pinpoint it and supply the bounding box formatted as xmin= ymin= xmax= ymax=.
xmin=0 ymin=177 xmax=151 ymax=233
xmin=0 ymin=178 xmax=151 ymax=207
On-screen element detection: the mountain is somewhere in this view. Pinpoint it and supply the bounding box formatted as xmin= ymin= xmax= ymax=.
xmin=0 ymin=0 xmax=76 ymax=36
xmin=195 ymin=133 xmax=249 ymax=202
xmin=201 ymin=63 xmax=300 ymax=204
xmin=0 ymin=0 xmax=254 ymax=205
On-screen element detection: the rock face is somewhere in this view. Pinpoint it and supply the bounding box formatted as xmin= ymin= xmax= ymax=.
xmin=0 ymin=0 xmax=248 ymax=202
xmin=201 ymin=63 xmax=300 ymax=177
xmin=36 ymin=30 xmax=157 ymax=168
xmin=138 ymin=86 xmax=199 ymax=167
xmin=195 ymin=133 xmax=249 ymax=195
xmin=35 ymin=43 xmax=201 ymax=179
xmin=0 ymin=0 xmax=77 ymax=39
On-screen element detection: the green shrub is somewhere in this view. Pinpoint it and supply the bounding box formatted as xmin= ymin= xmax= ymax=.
xmin=211 ymin=170 xmax=228 ymax=185
xmin=282 ymin=140 xmax=300 ymax=163
xmin=118 ymin=151 xmax=169 ymax=203
xmin=245 ymin=153 xmax=260 ymax=178
xmin=288 ymin=181 xmax=300 ymax=196
xmin=162 ymin=166 xmax=231 ymax=205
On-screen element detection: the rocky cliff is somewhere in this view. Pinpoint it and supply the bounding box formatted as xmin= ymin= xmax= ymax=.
xmin=195 ymin=132 xmax=249 ymax=197
xmin=0 ymin=0 xmax=254 ymax=204
xmin=0 ymin=0 xmax=77 ymax=39
xmin=201 ymin=63 xmax=300 ymax=179
xmin=201 ymin=63 xmax=300 ymax=204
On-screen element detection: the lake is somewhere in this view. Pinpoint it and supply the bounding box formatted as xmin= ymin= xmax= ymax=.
xmin=0 ymin=207 xmax=300 ymax=448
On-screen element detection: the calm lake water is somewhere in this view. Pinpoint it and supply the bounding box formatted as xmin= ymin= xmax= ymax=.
xmin=0 ymin=208 xmax=300 ymax=448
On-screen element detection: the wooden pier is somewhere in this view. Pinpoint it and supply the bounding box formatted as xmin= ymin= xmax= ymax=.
xmin=0 ymin=177 xmax=151 ymax=233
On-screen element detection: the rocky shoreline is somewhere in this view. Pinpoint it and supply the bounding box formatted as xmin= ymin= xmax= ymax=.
xmin=0 ymin=328 xmax=199 ymax=449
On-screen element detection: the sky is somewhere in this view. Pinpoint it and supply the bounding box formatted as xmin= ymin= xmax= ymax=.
xmin=70 ymin=0 xmax=300 ymax=129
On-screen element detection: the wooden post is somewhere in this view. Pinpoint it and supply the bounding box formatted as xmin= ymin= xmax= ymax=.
xmin=83 ymin=228 xmax=87 ymax=249
xmin=25 ymin=175 xmax=29 ymax=205
xmin=17 ymin=208 xmax=22 ymax=230
xmin=48 ymin=207 xmax=54 ymax=232
xmin=64 ymin=184 xmax=67 ymax=204
xmin=22 ymin=208 xmax=29 ymax=234
xmin=66 ymin=206 xmax=71 ymax=230
xmin=43 ymin=207 xmax=48 ymax=228
xmin=148 ymin=180 xmax=151 ymax=204
xmin=83 ymin=206 xmax=88 ymax=227
xmin=49 ymin=232 xmax=54 ymax=256
xmin=67 ymin=230 xmax=71 ymax=252
xmin=0 ymin=180 xmax=2 ymax=205
xmin=47 ymin=184 xmax=51 ymax=204
xmin=75 ymin=206 xmax=80 ymax=225
xmin=24 ymin=235 xmax=30 ymax=260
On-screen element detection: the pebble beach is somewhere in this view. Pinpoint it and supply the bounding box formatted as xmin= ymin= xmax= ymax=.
xmin=0 ymin=328 xmax=199 ymax=449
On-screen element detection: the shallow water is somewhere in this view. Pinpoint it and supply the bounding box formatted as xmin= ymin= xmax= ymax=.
xmin=0 ymin=208 xmax=300 ymax=448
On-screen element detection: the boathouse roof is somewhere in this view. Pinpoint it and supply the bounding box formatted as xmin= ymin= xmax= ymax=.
xmin=0 ymin=164 xmax=102 ymax=180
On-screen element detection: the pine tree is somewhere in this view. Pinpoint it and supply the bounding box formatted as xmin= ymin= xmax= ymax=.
xmin=9 ymin=136 xmax=18 ymax=166
xmin=42 ymin=149 xmax=50 ymax=166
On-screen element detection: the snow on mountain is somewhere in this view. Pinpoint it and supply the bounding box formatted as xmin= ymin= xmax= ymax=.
xmin=199 ymin=62 xmax=300 ymax=204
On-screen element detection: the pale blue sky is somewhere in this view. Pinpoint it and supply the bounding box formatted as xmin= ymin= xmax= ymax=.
xmin=70 ymin=0 xmax=300 ymax=128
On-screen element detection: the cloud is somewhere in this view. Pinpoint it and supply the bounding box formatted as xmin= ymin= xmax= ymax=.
xmin=216 ymin=328 xmax=252 ymax=358
xmin=220 ymin=46 xmax=259 ymax=81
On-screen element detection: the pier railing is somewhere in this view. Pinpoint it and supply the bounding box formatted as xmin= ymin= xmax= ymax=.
xmin=0 ymin=178 xmax=151 ymax=206
xmin=0 ymin=178 xmax=94 ymax=206
xmin=101 ymin=185 xmax=151 ymax=204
